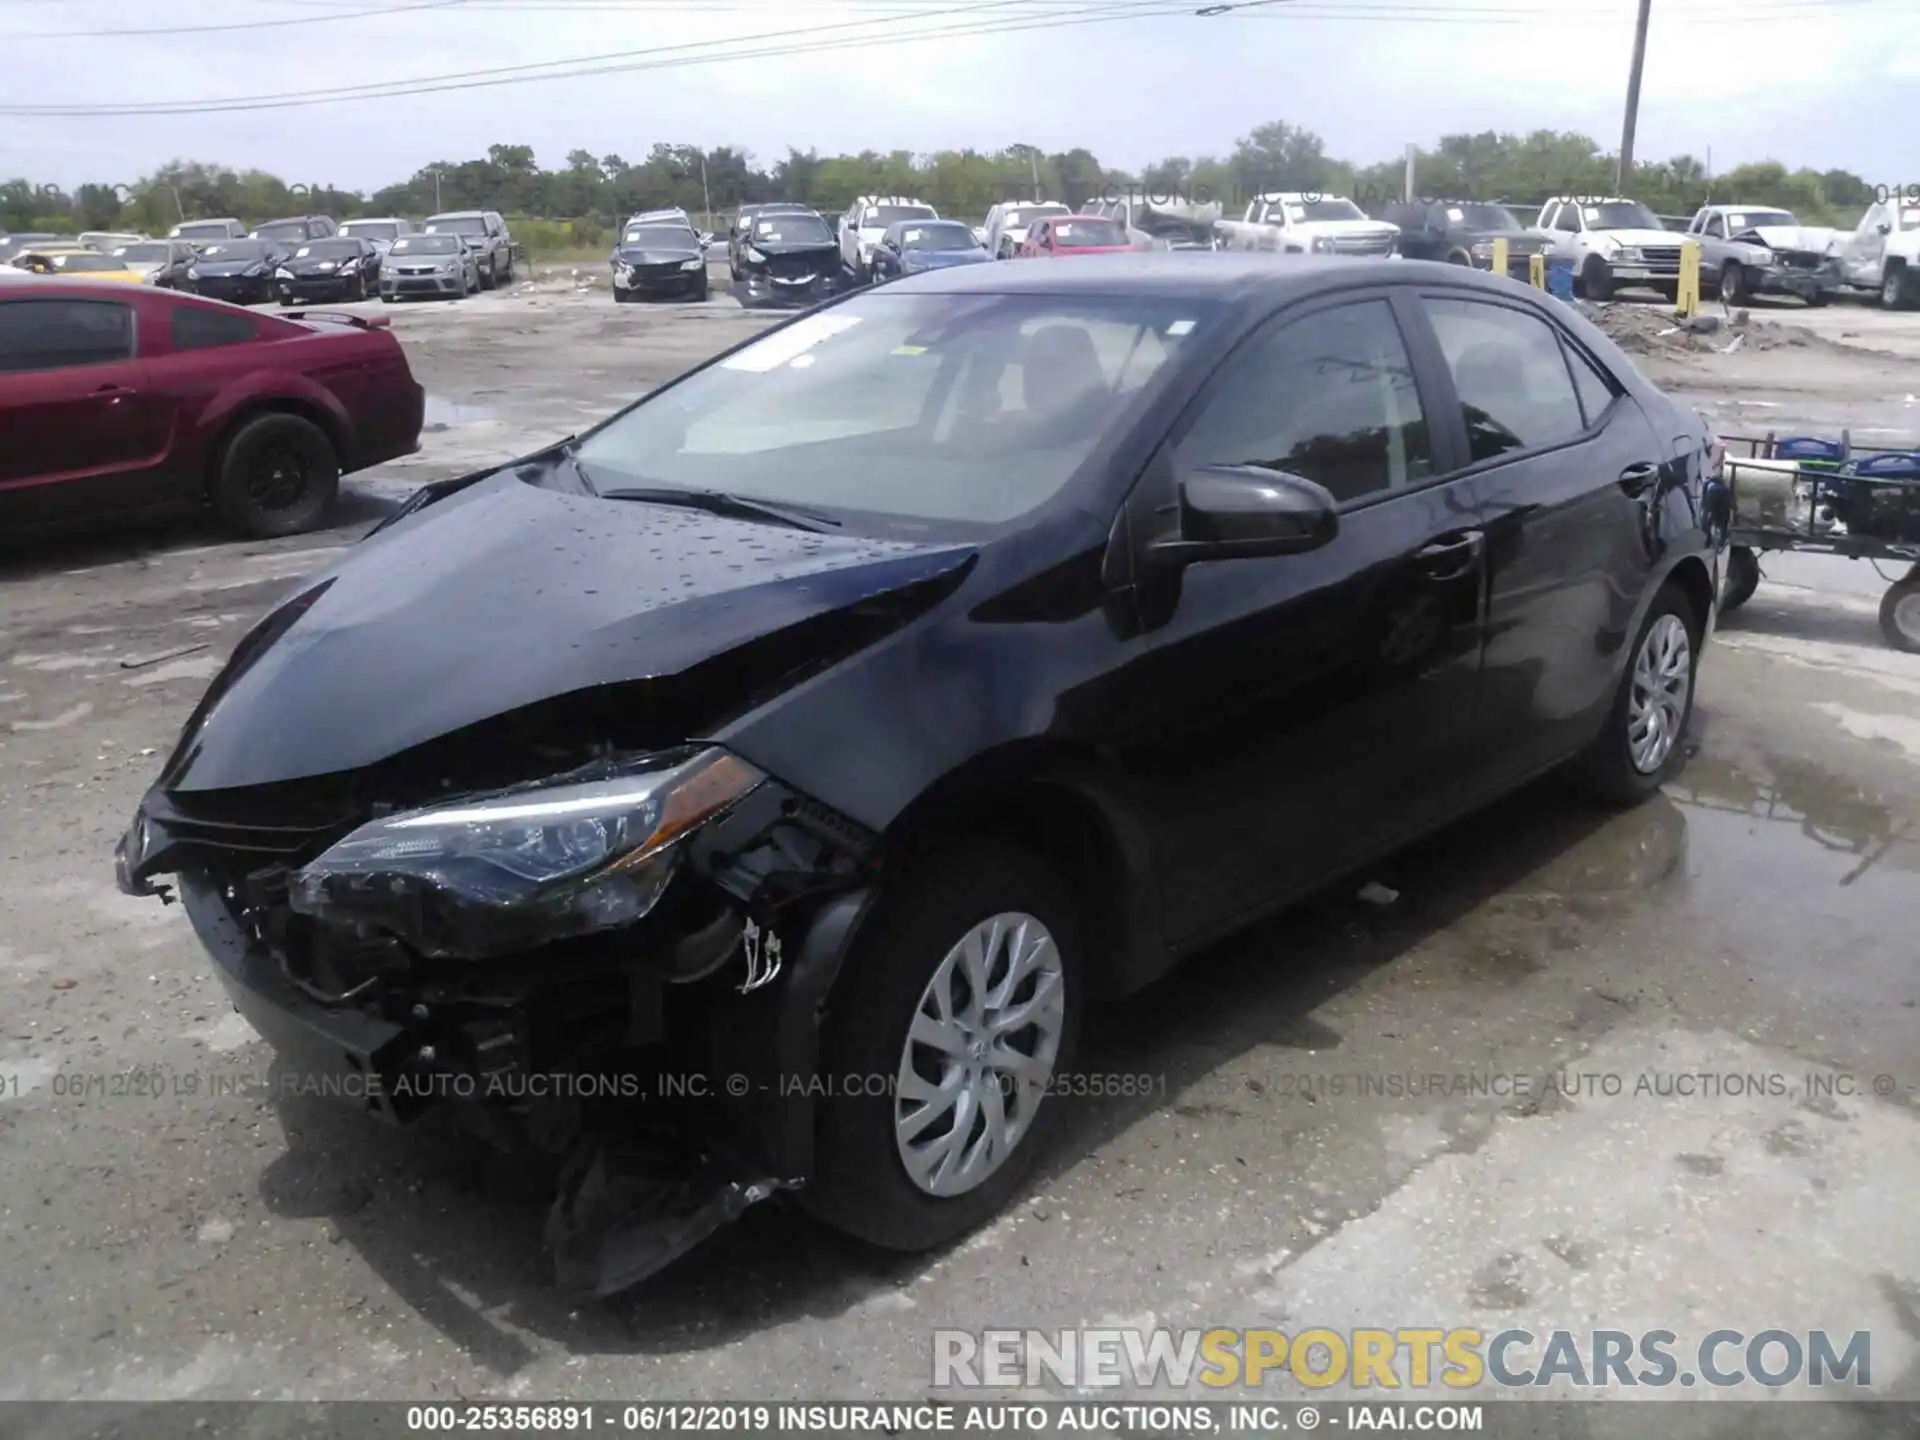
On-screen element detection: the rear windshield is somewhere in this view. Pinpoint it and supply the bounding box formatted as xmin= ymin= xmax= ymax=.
xmin=392 ymin=235 xmax=460 ymax=255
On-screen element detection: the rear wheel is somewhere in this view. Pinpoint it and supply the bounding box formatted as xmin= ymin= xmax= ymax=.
xmin=1880 ymin=575 xmax=1920 ymax=653
xmin=209 ymin=412 xmax=340 ymax=539
xmin=803 ymin=839 xmax=1083 ymax=1251
xmin=1573 ymin=582 xmax=1702 ymax=804
xmin=1721 ymin=546 xmax=1760 ymax=612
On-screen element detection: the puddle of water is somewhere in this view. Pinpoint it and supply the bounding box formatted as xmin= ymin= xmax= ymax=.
xmin=422 ymin=396 xmax=500 ymax=427
xmin=1667 ymin=751 xmax=1918 ymax=1007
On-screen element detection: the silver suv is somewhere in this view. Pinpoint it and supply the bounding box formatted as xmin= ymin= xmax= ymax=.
xmin=423 ymin=210 xmax=515 ymax=289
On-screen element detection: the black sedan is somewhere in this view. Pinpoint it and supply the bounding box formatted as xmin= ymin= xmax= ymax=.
xmin=610 ymin=220 xmax=709 ymax=303
xmin=275 ymin=236 xmax=382 ymax=305
xmin=115 ymin=255 xmax=1725 ymax=1297
xmin=731 ymin=208 xmax=846 ymax=307
xmin=185 ymin=239 xmax=292 ymax=305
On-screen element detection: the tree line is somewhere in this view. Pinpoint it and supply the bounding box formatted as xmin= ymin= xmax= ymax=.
xmin=5 ymin=123 xmax=1885 ymax=247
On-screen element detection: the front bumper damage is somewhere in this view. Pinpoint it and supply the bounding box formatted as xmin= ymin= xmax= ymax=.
xmin=1746 ymin=257 xmax=1842 ymax=300
xmin=116 ymin=766 xmax=881 ymax=1298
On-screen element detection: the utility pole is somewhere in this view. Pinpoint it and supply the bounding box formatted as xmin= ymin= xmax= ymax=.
xmin=1616 ymin=0 xmax=1653 ymax=192
xmin=1403 ymin=143 xmax=1416 ymax=204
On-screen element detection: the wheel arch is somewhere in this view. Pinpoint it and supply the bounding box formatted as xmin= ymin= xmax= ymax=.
xmin=1664 ymin=551 xmax=1716 ymax=636
xmin=203 ymin=395 xmax=351 ymax=498
xmin=878 ymin=740 xmax=1168 ymax=1002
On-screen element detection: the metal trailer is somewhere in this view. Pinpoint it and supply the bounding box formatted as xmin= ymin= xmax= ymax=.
xmin=1718 ymin=430 xmax=1920 ymax=652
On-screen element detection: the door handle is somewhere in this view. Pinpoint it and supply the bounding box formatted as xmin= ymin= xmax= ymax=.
xmin=1618 ymin=461 xmax=1660 ymax=497
xmin=1416 ymin=529 xmax=1485 ymax=579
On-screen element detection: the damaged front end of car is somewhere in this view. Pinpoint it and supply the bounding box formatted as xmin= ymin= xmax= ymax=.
xmin=117 ymin=735 xmax=883 ymax=1297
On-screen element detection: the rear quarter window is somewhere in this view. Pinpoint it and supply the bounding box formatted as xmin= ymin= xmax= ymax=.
xmin=171 ymin=304 xmax=260 ymax=352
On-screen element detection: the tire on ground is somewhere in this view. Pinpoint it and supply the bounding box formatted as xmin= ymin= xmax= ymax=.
xmin=209 ymin=411 xmax=341 ymax=539
xmin=1572 ymin=578 xmax=1704 ymax=805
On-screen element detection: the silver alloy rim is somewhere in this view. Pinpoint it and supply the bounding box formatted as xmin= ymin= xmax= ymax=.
xmin=1628 ymin=613 xmax=1693 ymax=774
xmin=894 ymin=912 xmax=1066 ymax=1198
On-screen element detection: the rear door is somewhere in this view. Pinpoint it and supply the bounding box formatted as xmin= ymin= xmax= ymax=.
xmin=1111 ymin=290 xmax=1489 ymax=942
xmin=0 ymin=294 xmax=172 ymax=525
xmin=1409 ymin=287 xmax=1666 ymax=787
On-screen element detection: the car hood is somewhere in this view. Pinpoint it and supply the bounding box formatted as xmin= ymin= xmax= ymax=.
xmin=122 ymin=260 xmax=167 ymax=275
xmin=1292 ymin=219 xmax=1400 ymax=239
xmin=613 ymin=244 xmax=703 ymax=264
xmin=1591 ymin=228 xmax=1680 ymax=248
xmin=742 ymin=238 xmax=838 ymax=257
xmin=283 ymin=257 xmax=359 ymax=275
xmin=160 ymin=472 xmax=978 ymax=792
xmin=1733 ymin=224 xmax=1842 ymax=254
xmin=902 ymin=250 xmax=990 ymax=269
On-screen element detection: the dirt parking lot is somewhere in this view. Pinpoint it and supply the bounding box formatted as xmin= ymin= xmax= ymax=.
xmin=2 ymin=272 xmax=1917 ymax=1413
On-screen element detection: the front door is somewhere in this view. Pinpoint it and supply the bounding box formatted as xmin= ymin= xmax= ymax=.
xmin=0 ymin=296 xmax=170 ymax=526
xmin=1841 ymin=203 xmax=1889 ymax=288
xmin=1410 ymin=288 xmax=1667 ymax=785
xmin=1110 ymin=292 xmax=1488 ymax=945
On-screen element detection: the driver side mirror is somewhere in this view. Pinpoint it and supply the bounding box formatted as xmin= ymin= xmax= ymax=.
xmin=1146 ymin=465 xmax=1339 ymax=569
xmin=1878 ymin=222 xmax=1893 ymax=235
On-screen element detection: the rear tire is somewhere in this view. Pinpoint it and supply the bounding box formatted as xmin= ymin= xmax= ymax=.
xmin=802 ymin=839 xmax=1084 ymax=1252
xmin=1720 ymin=546 xmax=1760 ymax=612
xmin=1572 ymin=581 xmax=1703 ymax=805
xmin=1879 ymin=576 xmax=1920 ymax=653
xmin=1882 ymin=266 xmax=1916 ymax=311
xmin=209 ymin=412 xmax=340 ymax=539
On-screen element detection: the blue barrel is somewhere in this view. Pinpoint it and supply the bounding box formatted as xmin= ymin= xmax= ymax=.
xmin=1546 ymin=261 xmax=1575 ymax=300
xmin=1773 ymin=435 xmax=1847 ymax=465
xmin=1850 ymin=451 xmax=1920 ymax=479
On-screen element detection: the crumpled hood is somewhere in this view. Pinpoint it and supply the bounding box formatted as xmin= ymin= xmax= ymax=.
xmin=1735 ymin=224 xmax=1841 ymax=254
xmin=162 ymin=473 xmax=976 ymax=792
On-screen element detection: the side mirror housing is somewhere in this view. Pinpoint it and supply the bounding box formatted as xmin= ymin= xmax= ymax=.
xmin=1146 ymin=465 xmax=1339 ymax=569
xmin=1878 ymin=222 xmax=1893 ymax=235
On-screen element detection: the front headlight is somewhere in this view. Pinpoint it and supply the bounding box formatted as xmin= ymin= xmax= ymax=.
xmin=743 ymin=244 xmax=767 ymax=263
xmin=187 ymin=266 xmax=202 ymax=279
xmin=287 ymin=747 xmax=764 ymax=959
xmin=679 ymin=257 xmax=704 ymax=271
xmin=1310 ymin=235 xmax=1335 ymax=253
xmin=1748 ymin=248 xmax=1775 ymax=266
xmin=1612 ymin=245 xmax=1641 ymax=262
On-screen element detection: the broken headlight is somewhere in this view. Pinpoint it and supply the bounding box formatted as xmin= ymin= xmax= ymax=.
xmin=287 ymin=747 xmax=764 ymax=959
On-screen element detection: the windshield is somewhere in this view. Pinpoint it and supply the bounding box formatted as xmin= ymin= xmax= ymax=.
xmin=574 ymin=292 xmax=1212 ymax=530
xmin=176 ymin=222 xmax=233 ymax=239
xmin=1451 ymin=204 xmax=1524 ymax=231
xmin=1051 ymin=219 xmax=1127 ymax=247
xmin=342 ymin=221 xmax=400 ymax=241
xmin=751 ymin=214 xmax=832 ymax=244
xmin=621 ymin=225 xmax=696 ymax=248
xmin=116 ymin=243 xmax=171 ymax=262
xmin=51 ymin=253 xmax=121 ymax=272
xmin=198 ymin=241 xmax=273 ymax=261
xmin=427 ymin=216 xmax=488 ymax=236
xmin=1004 ymin=205 xmax=1069 ymax=230
xmin=392 ymin=235 xmax=460 ymax=255
xmin=1583 ymin=201 xmax=1661 ymax=230
xmin=1282 ymin=199 xmax=1366 ymax=223
xmin=900 ymin=222 xmax=979 ymax=251
xmin=296 ymin=240 xmax=362 ymax=259
xmin=863 ymin=204 xmax=935 ymax=228
xmin=252 ymin=221 xmax=311 ymax=241
xmin=1725 ymin=210 xmax=1797 ymax=231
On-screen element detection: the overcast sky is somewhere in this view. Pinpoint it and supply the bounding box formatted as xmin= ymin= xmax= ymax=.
xmin=8 ymin=0 xmax=1917 ymax=193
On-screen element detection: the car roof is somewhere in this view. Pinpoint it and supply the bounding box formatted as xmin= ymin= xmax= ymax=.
xmin=427 ymin=210 xmax=488 ymax=218
xmin=877 ymin=251 xmax=1540 ymax=302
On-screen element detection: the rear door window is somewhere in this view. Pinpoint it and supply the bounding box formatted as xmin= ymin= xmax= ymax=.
xmin=1421 ymin=296 xmax=1588 ymax=461
xmin=0 ymin=299 xmax=136 ymax=373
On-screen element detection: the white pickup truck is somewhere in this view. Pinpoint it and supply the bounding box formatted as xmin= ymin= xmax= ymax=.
xmin=1835 ymin=192 xmax=1920 ymax=309
xmin=1213 ymin=192 xmax=1399 ymax=257
xmin=1535 ymin=196 xmax=1682 ymax=301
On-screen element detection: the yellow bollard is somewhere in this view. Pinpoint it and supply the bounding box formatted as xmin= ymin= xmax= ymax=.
xmin=1529 ymin=252 xmax=1546 ymax=290
xmin=1676 ymin=239 xmax=1701 ymax=319
xmin=1490 ymin=236 xmax=1509 ymax=279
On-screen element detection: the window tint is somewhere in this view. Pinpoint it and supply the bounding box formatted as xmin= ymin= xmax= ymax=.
xmin=1175 ymin=299 xmax=1432 ymax=504
xmin=0 ymin=299 xmax=134 ymax=373
xmin=1423 ymin=297 xmax=1587 ymax=460
xmin=1562 ymin=340 xmax=1617 ymax=427
xmin=171 ymin=305 xmax=259 ymax=352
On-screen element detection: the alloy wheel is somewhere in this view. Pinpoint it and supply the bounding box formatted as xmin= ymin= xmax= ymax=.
xmin=1627 ymin=613 xmax=1692 ymax=773
xmin=245 ymin=443 xmax=308 ymax=511
xmin=894 ymin=912 xmax=1066 ymax=1198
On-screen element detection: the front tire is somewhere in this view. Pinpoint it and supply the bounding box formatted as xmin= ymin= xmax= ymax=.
xmin=1882 ymin=266 xmax=1916 ymax=310
xmin=803 ymin=839 xmax=1084 ymax=1251
xmin=1582 ymin=255 xmax=1614 ymax=302
xmin=1720 ymin=262 xmax=1749 ymax=306
xmin=209 ymin=412 xmax=340 ymax=539
xmin=1721 ymin=546 xmax=1760 ymax=612
xmin=1573 ymin=582 xmax=1703 ymax=804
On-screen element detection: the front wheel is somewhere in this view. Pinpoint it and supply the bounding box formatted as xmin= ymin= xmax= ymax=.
xmin=802 ymin=840 xmax=1083 ymax=1251
xmin=1882 ymin=267 xmax=1916 ymax=310
xmin=1572 ymin=582 xmax=1703 ymax=804
xmin=1721 ymin=546 xmax=1760 ymax=612
xmin=1581 ymin=255 xmax=1614 ymax=302
xmin=1880 ymin=575 xmax=1920 ymax=653
xmin=1720 ymin=263 xmax=1750 ymax=305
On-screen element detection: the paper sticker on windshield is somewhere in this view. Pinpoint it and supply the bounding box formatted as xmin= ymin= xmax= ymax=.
xmin=296 ymin=246 xmax=312 ymax=257
xmin=892 ymin=344 xmax=928 ymax=355
xmin=1166 ymin=319 xmax=1196 ymax=337
xmin=1446 ymin=207 xmax=1464 ymax=222
xmin=756 ymin=222 xmax=777 ymax=235
xmin=720 ymin=312 xmax=863 ymax=372
xmin=903 ymin=229 xmax=923 ymax=243
xmin=1286 ymin=206 xmax=1306 ymax=222
xmin=1583 ymin=209 xmax=1602 ymax=223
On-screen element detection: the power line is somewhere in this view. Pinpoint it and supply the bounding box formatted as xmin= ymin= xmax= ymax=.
xmin=6 ymin=0 xmax=466 ymax=40
xmin=0 ymin=0 xmax=1188 ymax=114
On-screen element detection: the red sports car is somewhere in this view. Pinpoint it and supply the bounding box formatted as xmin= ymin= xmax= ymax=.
xmin=0 ymin=273 xmax=424 ymax=538
xmin=1019 ymin=215 xmax=1135 ymax=258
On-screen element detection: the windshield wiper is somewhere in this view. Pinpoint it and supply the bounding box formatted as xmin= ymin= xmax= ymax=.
xmin=597 ymin=485 xmax=843 ymax=532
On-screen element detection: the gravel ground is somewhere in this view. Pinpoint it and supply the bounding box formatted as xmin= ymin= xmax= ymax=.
xmin=1 ymin=273 xmax=1917 ymax=1413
